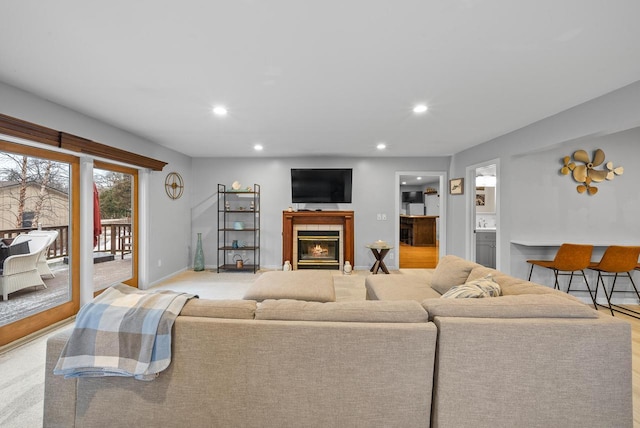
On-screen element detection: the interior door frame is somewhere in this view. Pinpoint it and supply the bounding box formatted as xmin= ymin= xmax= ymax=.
xmin=465 ymin=158 xmax=500 ymax=270
xmin=395 ymin=171 xmax=447 ymax=268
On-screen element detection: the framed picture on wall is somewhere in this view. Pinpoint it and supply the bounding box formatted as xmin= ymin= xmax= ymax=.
xmin=449 ymin=178 xmax=464 ymax=195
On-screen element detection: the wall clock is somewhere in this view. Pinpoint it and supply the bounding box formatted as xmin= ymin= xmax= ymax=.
xmin=165 ymin=172 xmax=184 ymax=200
xmin=449 ymin=177 xmax=464 ymax=195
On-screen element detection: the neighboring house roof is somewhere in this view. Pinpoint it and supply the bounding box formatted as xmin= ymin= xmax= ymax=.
xmin=0 ymin=180 xmax=69 ymax=197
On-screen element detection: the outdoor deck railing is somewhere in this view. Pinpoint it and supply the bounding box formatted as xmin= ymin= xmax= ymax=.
xmin=0 ymin=223 xmax=131 ymax=259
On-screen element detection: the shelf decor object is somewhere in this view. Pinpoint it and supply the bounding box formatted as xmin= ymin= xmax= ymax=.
xmin=217 ymin=183 xmax=260 ymax=273
xmin=560 ymin=148 xmax=623 ymax=195
xmin=449 ymin=178 xmax=464 ymax=195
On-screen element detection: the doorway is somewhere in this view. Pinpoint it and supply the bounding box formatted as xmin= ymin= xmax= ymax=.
xmin=395 ymin=172 xmax=446 ymax=269
xmin=466 ymin=160 xmax=499 ymax=270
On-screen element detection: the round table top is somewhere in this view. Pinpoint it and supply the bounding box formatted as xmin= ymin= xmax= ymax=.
xmin=366 ymin=242 xmax=393 ymax=250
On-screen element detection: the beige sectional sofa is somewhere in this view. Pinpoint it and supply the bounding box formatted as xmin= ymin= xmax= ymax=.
xmin=44 ymin=299 xmax=437 ymax=428
xmin=43 ymin=255 xmax=632 ymax=428
xmin=366 ymin=255 xmax=632 ymax=428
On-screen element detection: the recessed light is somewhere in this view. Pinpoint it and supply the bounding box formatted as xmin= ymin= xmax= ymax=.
xmin=376 ymin=143 xmax=386 ymax=150
xmin=417 ymin=177 xmax=422 ymax=180
xmin=212 ymin=106 xmax=228 ymax=116
xmin=402 ymin=181 xmax=407 ymax=185
xmin=254 ymin=144 xmax=263 ymax=151
xmin=413 ymin=104 xmax=428 ymax=114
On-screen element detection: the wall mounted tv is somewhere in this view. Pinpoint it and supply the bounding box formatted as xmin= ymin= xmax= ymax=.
xmin=291 ymin=168 xmax=353 ymax=203
xmin=402 ymin=191 xmax=424 ymax=203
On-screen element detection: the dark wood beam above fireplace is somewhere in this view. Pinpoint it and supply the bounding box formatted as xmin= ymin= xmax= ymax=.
xmin=282 ymin=211 xmax=354 ymax=268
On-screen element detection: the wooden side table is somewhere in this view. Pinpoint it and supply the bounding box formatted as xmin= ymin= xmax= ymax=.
xmin=366 ymin=243 xmax=393 ymax=274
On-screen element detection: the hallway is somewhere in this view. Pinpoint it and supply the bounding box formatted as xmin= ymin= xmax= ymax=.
xmin=399 ymin=242 xmax=439 ymax=269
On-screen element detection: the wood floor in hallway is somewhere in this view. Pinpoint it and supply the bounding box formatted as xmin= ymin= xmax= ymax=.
xmin=399 ymin=242 xmax=439 ymax=268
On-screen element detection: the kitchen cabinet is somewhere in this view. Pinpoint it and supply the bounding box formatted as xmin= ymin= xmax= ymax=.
xmin=400 ymin=215 xmax=438 ymax=247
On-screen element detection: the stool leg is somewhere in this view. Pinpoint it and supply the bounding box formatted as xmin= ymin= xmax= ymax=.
xmin=580 ymin=270 xmax=597 ymax=309
xmin=593 ymin=272 xmax=600 ymax=310
xmin=601 ymin=273 xmax=615 ymax=316
xmin=566 ymin=271 xmax=575 ymax=293
xmin=528 ymin=264 xmax=534 ymax=281
xmin=553 ymin=269 xmax=560 ymax=290
xmin=627 ymin=272 xmax=640 ymax=303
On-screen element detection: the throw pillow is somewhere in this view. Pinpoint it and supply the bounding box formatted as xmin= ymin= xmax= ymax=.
xmin=431 ymin=255 xmax=481 ymax=295
xmin=9 ymin=241 xmax=30 ymax=256
xmin=441 ymin=276 xmax=501 ymax=299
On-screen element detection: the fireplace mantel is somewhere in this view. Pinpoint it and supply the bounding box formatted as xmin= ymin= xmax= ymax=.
xmin=282 ymin=211 xmax=354 ymax=267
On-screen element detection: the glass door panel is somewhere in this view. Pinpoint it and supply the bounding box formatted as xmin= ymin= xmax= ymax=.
xmin=0 ymin=141 xmax=79 ymax=345
xmin=92 ymin=161 xmax=138 ymax=292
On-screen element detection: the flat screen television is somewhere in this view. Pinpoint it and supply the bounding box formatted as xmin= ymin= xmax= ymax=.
xmin=291 ymin=168 xmax=353 ymax=203
xmin=402 ymin=191 xmax=424 ymax=203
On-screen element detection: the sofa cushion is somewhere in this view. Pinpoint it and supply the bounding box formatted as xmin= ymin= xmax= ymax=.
xmin=256 ymin=299 xmax=429 ymax=323
xmin=422 ymin=294 xmax=598 ymax=320
xmin=441 ymin=276 xmax=501 ymax=299
xmin=180 ymin=299 xmax=257 ymax=319
xmin=243 ymin=270 xmax=336 ymax=302
xmin=467 ymin=266 xmax=582 ymax=302
xmin=431 ymin=255 xmax=481 ymax=295
xmin=365 ymin=273 xmax=441 ymax=301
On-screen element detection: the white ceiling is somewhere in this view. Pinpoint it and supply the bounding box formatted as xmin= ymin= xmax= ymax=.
xmin=2 ymin=1 xmax=640 ymax=158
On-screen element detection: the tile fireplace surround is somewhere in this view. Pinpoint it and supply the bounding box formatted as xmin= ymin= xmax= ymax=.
xmin=282 ymin=211 xmax=355 ymax=269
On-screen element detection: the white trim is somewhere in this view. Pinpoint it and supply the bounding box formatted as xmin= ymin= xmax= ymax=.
xmin=79 ymin=157 xmax=95 ymax=306
xmin=138 ymin=169 xmax=150 ymax=289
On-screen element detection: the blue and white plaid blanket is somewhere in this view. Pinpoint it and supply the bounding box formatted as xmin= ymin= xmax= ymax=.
xmin=54 ymin=284 xmax=196 ymax=381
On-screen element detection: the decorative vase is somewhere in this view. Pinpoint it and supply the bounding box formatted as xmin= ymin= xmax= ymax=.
xmin=343 ymin=261 xmax=352 ymax=275
xmin=194 ymin=233 xmax=205 ymax=271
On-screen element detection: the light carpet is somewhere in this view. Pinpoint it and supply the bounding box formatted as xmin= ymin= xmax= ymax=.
xmin=0 ymin=268 xmax=387 ymax=428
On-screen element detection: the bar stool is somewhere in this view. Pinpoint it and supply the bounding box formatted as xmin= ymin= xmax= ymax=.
xmin=527 ymin=243 xmax=595 ymax=306
xmin=588 ymin=245 xmax=640 ymax=317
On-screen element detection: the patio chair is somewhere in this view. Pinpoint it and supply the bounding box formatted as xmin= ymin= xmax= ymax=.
xmin=28 ymin=230 xmax=59 ymax=278
xmin=0 ymin=234 xmax=49 ymax=300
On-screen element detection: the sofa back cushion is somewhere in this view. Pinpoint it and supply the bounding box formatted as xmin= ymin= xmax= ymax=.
xmin=431 ymin=255 xmax=481 ymax=295
xmin=255 ymin=299 xmax=429 ymax=323
xmin=423 ymin=294 xmax=598 ymax=320
xmin=467 ymin=266 xmax=582 ymax=302
xmin=180 ymin=299 xmax=257 ymax=319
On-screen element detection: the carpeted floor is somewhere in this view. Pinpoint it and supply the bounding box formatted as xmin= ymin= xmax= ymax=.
xmin=0 ymin=268 xmax=385 ymax=428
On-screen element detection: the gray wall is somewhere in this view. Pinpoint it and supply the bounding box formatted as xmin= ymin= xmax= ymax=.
xmin=191 ymin=156 xmax=450 ymax=270
xmin=0 ymin=82 xmax=192 ymax=286
xmin=448 ymin=80 xmax=640 ymax=292
xmin=4 ymin=76 xmax=640 ymax=293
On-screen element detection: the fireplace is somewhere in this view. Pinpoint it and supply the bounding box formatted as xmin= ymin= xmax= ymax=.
xmin=297 ymin=231 xmax=340 ymax=269
xmin=283 ymin=210 xmax=354 ymax=270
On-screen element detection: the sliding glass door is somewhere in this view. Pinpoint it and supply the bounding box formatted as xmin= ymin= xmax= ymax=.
xmin=0 ymin=140 xmax=79 ymax=346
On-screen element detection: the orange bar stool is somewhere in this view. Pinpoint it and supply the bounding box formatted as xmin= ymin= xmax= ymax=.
xmin=588 ymin=245 xmax=640 ymax=317
xmin=527 ymin=243 xmax=595 ymax=306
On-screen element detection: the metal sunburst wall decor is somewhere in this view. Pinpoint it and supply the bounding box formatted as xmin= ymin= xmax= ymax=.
xmin=560 ymin=148 xmax=623 ymax=195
